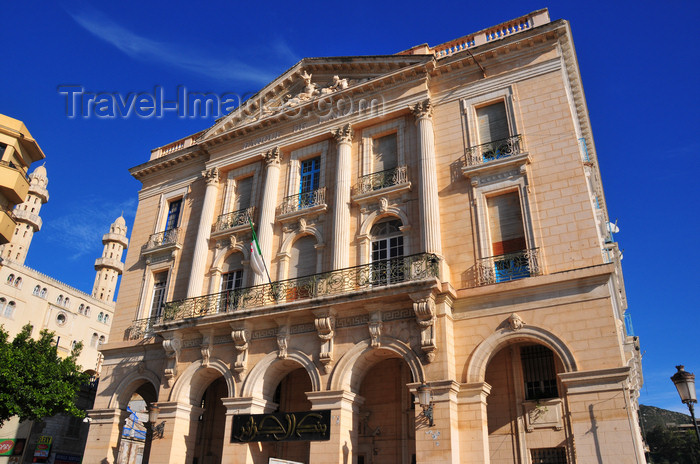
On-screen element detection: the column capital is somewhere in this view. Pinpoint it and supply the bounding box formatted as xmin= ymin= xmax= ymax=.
xmin=332 ymin=124 xmax=353 ymax=145
xmin=264 ymin=147 xmax=281 ymax=166
xmin=411 ymin=99 xmax=433 ymax=121
xmin=203 ymin=167 xmax=219 ymax=186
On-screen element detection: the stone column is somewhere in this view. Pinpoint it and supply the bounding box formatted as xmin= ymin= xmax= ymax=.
xmin=253 ymin=148 xmax=281 ymax=286
xmin=146 ymin=401 xmax=202 ymax=464
xmin=331 ymin=124 xmax=353 ymax=270
xmin=186 ymin=167 xmax=219 ymax=298
xmin=412 ymin=100 xmax=443 ymax=256
xmin=307 ymin=390 xmax=363 ymax=464
xmin=457 ymin=382 xmax=492 ymax=463
xmin=83 ymin=408 xmax=129 ymax=464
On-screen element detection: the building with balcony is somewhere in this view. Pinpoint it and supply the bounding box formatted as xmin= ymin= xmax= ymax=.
xmin=0 ymin=169 xmax=128 ymax=463
xmin=86 ymin=9 xmax=644 ymax=464
xmin=0 ymin=114 xmax=45 ymax=244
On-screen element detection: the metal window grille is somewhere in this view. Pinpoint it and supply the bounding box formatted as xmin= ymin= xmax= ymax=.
xmin=531 ymin=447 xmax=567 ymax=464
xmin=521 ymin=344 xmax=558 ymax=400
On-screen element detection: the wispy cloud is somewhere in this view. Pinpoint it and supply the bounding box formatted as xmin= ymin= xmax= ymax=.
xmin=65 ymin=6 xmax=286 ymax=85
xmin=45 ymin=196 xmax=137 ymax=260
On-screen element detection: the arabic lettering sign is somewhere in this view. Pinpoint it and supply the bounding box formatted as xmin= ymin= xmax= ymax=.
xmin=0 ymin=439 xmax=26 ymax=456
xmin=33 ymin=435 xmax=52 ymax=461
xmin=231 ymin=410 xmax=331 ymax=443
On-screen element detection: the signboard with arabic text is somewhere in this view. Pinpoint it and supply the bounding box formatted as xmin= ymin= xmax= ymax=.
xmin=231 ymin=410 xmax=331 ymax=443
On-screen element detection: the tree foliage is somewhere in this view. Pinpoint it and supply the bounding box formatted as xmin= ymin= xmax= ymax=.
xmin=0 ymin=324 xmax=90 ymax=425
xmin=646 ymin=425 xmax=700 ymax=464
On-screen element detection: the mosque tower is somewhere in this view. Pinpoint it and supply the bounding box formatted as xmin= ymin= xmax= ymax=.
xmin=0 ymin=164 xmax=49 ymax=264
xmin=93 ymin=215 xmax=128 ymax=302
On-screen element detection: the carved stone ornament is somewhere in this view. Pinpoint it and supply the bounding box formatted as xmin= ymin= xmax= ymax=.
xmin=277 ymin=326 xmax=289 ymax=359
xmin=411 ymin=295 xmax=437 ymax=362
xmin=162 ymin=333 xmax=182 ymax=387
xmin=411 ymin=99 xmax=433 ymax=120
xmin=265 ymin=147 xmax=281 ymax=166
xmin=332 ymin=124 xmax=353 ymax=145
xmin=368 ymin=311 xmax=383 ymax=348
xmin=200 ymin=331 xmax=214 ymax=368
xmin=203 ymin=167 xmax=220 ymax=186
xmin=379 ymin=197 xmax=389 ymax=213
xmin=299 ymin=217 xmax=307 ymax=233
xmin=315 ymin=312 xmax=336 ymax=374
xmin=231 ymin=326 xmax=251 ymax=374
xmin=508 ymin=313 xmax=525 ymax=331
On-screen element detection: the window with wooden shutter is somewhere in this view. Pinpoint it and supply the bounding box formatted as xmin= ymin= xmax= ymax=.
xmin=233 ymin=176 xmax=253 ymax=211
xmin=486 ymin=191 xmax=526 ymax=255
xmin=476 ymin=101 xmax=509 ymax=144
xmin=372 ymin=133 xmax=398 ymax=172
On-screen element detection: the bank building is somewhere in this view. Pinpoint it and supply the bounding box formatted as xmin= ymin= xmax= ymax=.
xmin=85 ymin=9 xmax=645 ymax=464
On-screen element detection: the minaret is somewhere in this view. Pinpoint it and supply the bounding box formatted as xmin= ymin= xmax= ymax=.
xmin=0 ymin=164 xmax=49 ymax=264
xmin=93 ymin=215 xmax=128 ymax=302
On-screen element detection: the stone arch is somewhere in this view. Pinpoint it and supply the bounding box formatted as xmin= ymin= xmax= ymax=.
xmin=329 ymin=336 xmax=424 ymax=392
xmin=108 ymin=368 xmax=161 ymax=409
xmin=279 ymin=227 xmax=324 ymax=256
xmin=169 ymin=358 xmax=235 ymax=405
xmin=358 ymin=208 xmax=409 ymax=238
xmin=241 ymin=349 xmax=321 ymax=400
xmin=465 ymin=325 xmax=578 ymax=384
xmin=211 ymin=243 xmax=247 ymax=273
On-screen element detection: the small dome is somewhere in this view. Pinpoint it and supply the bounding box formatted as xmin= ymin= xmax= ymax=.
xmin=114 ymin=215 xmax=126 ymax=227
xmin=30 ymin=164 xmax=47 ymax=179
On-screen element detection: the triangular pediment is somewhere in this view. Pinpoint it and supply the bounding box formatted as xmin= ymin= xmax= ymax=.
xmin=200 ymin=55 xmax=432 ymax=142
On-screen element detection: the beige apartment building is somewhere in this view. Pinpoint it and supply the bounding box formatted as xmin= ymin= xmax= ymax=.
xmin=0 ymin=164 xmax=128 ymax=463
xmin=86 ymin=9 xmax=645 ymax=463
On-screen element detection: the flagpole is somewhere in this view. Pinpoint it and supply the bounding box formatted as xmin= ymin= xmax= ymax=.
xmin=249 ymin=218 xmax=273 ymax=287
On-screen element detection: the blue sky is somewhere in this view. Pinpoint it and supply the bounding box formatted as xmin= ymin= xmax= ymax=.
xmin=2 ymin=1 xmax=698 ymax=413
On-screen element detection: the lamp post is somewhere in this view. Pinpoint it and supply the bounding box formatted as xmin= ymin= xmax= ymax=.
xmin=142 ymin=403 xmax=163 ymax=464
xmin=417 ymin=383 xmax=434 ymax=427
xmin=671 ymin=365 xmax=700 ymax=444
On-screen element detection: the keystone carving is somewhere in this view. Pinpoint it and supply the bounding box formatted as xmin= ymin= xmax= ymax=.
xmin=277 ymin=325 xmax=289 ymax=359
xmin=200 ymin=330 xmax=214 ymax=368
xmin=162 ymin=333 xmax=182 ymax=387
xmin=368 ymin=311 xmax=383 ymax=348
xmin=411 ymin=294 xmax=437 ymax=362
xmin=314 ymin=311 xmax=336 ymax=374
xmin=508 ymin=313 xmax=525 ymax=331
xmin=231 ymin=325 xmax=251 ymax=374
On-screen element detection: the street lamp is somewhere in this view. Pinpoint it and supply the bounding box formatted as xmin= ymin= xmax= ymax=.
xmin=671 ymin=365 xmax=700 ymax=444
xmin=417 ymin=383 xmax=434 ymax=427
xmin=146 ymin=403 xmax=164 ymax=439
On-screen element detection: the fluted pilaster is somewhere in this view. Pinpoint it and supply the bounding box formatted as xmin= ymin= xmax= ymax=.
xmin=412 ymin=99 xmax=443 ymax=255
xmin=253 ymin=148 xmax=281 ymax=285
xmin=331 ymin=124 xmax=353 ymax=269
xmin=186 ymin=167 xmax=220 ymax=298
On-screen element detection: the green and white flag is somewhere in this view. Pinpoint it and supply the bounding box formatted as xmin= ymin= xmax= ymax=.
xmin=249 ymin=218 xmax=269 ymax=283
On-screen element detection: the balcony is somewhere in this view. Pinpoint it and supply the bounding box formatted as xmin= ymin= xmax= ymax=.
xmin=352 ymin=166 xmax=411 ymax=206
xmin=460 ymin=135 xmax=529 ymax=178
xmin=277 ymin=187 xmax=327 ymax=222
xmin=12 ymin=208 xmax=42 ymax=230
xmin=141 ymin=228 xmax=182 ymax=259
xmin=0 ymin=209 xmax=17 ymax=244
xmin=212 ymin=207 xmax=255 ymax=236
xmin=475 ymin=248 xmax=541 ymax=285
xmin=0 ymin=160 xmax=30 ymax=204
xmin=94 ymin=257 xmax=124 ymax=273
xmin=127 ymin=253 xmax=440 ymax=337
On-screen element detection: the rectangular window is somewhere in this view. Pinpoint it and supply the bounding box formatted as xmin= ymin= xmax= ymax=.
xmin=531 ymin=447 xmax=567 ymax=464
xmin=164 ymin=199 xmax=182 ymax=230
xmin=476 ymin=101 xmax=509 ymax=144
xmin=487 ymin=192 xmax=530 ymax=282
xmin=521 ymin=345 xmax=558 ymax=400
xmin=220 ymin=270 xmax=243 ymax=311
xmin=372 ymin=133 xmax=397 ymax=172
xmin=150 ymin=272 xmax=168 ymax=318
xmin=233 ymin=176 xmax=253 ymax=211
xmin=299 ymin=157 xmax=321 ymax=194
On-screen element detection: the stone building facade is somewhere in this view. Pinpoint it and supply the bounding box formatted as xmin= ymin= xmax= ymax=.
xmin=86 ymin=9 xmax=645 ymax=463
xmin=0 ymin=165 xmax=128 ymax=463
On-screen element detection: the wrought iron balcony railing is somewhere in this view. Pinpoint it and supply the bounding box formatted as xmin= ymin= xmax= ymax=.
xmin=356 ymin=166 xmax=408 ymax=194
xmin=144 ymin=228 xmax=181 ymax=250
xmin=125 ymin=316 xmax=160 ymax=340
xmin=156 ymin=253 xmax=439 ymax=324
xmin=214 ymin=207 xmax=255 ymax=233
xmin=462 ymin=134 xmax=523 ymax=167
xmin=279 ymin=187 xmax=326 ymax=215
xmin=475 ymin=248 xmax=541 ymax=285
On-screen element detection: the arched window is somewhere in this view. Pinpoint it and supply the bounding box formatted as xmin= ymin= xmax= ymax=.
xmin=33 ymin=285 xmax=41 ymax=296
xmin=370 ymin=218 xmax=404 ymax=285
xmin=78 ymin=304 xmax=84 ymax=315
xmin=4 ymin=301 xmax=16 ymax=319
xmin=57 ymin=295 xmax=64 ymax=305
xmin=90 ymin=333 xmax=98 ymax=348
xmin=97 ymin=312 xmax=104 ymax=322
xmin=0 ymin=298 xmax=6 ymax=314
xmin=14 ymin=277 xmax=22 ymax=288
xmin=6 ymin=274 xmax=14 ymax=285
xmin=98 ymin=335 xmax=105 ymax=346
xmin=220 ymin=252 xmax=244 ymax=311
xmin=40 ymin=288 xmax=47 ymax=298
xmin=64 ymin=297 xmax=70 ymax=308
xmin=85 ymin=306 xmax=91 ymax=316
xmin=103 ymin=314 xmax=109 ymax=324
xmin=287 ymin=236 xmax=318 ymax=300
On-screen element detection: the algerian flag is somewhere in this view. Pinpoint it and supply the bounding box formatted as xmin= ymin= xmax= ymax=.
xmin=249 ymin=218 xmax=266 ymax=279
